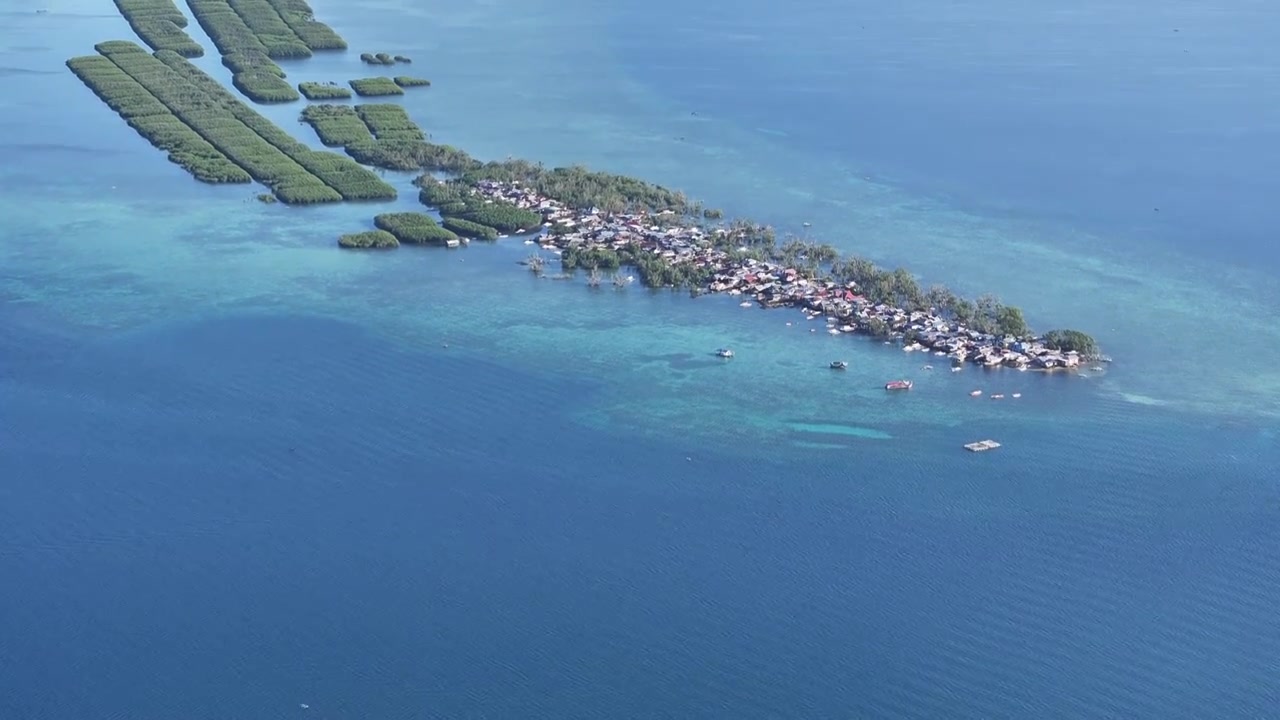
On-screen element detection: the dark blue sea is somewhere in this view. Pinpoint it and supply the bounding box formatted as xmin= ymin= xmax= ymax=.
xmin=2 ymin=1 xmax=1279 ymax=718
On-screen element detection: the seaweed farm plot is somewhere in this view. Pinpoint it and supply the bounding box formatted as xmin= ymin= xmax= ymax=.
xmin=113 ymin=0 xmax=204 ymax=57
xmin=66 ymin=51 xmax=249 ymax=183
xmin=349 ymin=77 xmax=404 ymax=97
xmin=154 ymin=49 xmax=396 ymax=200
xmin=298 ymin=81 xmax=351 ymax=100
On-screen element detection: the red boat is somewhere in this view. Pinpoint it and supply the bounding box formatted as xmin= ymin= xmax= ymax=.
xmin=885 ymin=379 xmax=913 ymax=391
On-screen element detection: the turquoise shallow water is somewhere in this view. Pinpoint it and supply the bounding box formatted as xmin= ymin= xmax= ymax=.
xmin=2 ymin=1 xmax=1280 ymax=717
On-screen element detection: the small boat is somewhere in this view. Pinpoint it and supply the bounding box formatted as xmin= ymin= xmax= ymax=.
xmin=951 ymin=366 xmax=962 ymax=373
xmin=885 ymin=379 xmax=913 ymax=391
xmin=830 ymin=360 xmax=848 ymax=370
xmin=964 ymin=439 xmax=1001 ymax=452
xmin=970 ymin=390 xmax=982 ymax=397
xmin=1012 ymin=393 xmax=1022 ymax=399
xmin=715 ymin=348 xmax=735 ymax=359
xmin=991 ymin=394 xmax=1005 ymax=400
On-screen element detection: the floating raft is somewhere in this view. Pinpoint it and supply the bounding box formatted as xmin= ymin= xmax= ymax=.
xmin=964 ymin=439 xmax=1002 ymax=452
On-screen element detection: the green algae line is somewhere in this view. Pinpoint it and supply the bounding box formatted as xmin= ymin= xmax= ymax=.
xmin=112 ymin=0 xmax=204 ymax=57
xmin=66 ymin=54 xmax=249 ymax=183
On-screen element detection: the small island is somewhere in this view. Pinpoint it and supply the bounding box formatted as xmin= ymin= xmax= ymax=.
xmin=393 ymin=76 xmax=431 ymax=88
xmin=112 ymin=0 xmax=204 ymax=58
xmin=298 ymin=81 xmax=352 ymax=100
xmin=373 ymin=212 xmax=459 ymax=246
xmin=348 ymin=77 xmax=405 ymax=97
xmin=338 ymin=229 xmax=399 ymax=249
xmin=360 ymin=52 xmax=410 ymax=65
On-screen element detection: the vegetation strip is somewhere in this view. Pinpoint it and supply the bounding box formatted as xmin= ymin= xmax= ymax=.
xmin=263 ymin=0 xmax=346 ymax=50
xmin=393 ymin=76 xmax=430 ymax=88
xmin=299 ymin=104 xmax=373 ymax=146
xmin=298 ymin=81 xmax=351 ymax=100
xmin=155 ymin=49 xmax=396 ymax=200
xmin=360 ymin=52 xmax=408 ymax=65
xmin=349 ymin=77 xmax=404 ymax=97
xmin=296 ymin=102 xmax=472 ymax=175
xmin=185 ymin=0 xmax=299 ymax=102
xmin=72 ymin=41 xmax=393 ymax=203
xmin=373 ymin=212 xmax=458 ymax=245
xmin=112 ymin=0 xmax=204 ymax=57
xmin=339 ymin=230 xmax=399 ymax=248
xmin=66 ymin=52 xmax=249 ymax=183
xmin=355 ymin=105 xmax=424 ymax=142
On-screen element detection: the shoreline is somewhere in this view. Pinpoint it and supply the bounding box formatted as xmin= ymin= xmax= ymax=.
xmin=64 ymin=0 xmax=1107 ymax=380
xmin=420 ymin=177 xmax=1107 ymax=375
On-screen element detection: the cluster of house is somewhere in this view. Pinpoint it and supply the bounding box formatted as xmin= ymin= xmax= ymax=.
xmin=465 ymin=180 xmax=1087 ymax=372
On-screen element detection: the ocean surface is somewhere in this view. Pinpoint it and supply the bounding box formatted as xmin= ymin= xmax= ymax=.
xmin=2 ymin=0 xmax=1279 ymax=717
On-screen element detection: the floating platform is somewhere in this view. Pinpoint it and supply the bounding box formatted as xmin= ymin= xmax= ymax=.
xmin=964 ymin=439 xmax=1002 ymax=452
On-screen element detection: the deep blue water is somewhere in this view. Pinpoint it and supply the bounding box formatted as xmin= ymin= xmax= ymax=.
xmin=3 ymin=1 xmax=1280 ymax=718
xmin=612 ymin=0 xmax=1280 ymax=265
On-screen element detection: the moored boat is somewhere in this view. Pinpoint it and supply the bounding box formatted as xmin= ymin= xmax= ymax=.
xmin=716 ymin=348 xmax=735 ymax=359
xmin=885 ymin=379 xmax=912 ymax=391
xmin=830 ymin=360 xmax=848 ymax=370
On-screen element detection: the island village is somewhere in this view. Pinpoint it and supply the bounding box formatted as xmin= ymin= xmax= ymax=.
xmin=449 ymin=179 xmax=1100 ymax=375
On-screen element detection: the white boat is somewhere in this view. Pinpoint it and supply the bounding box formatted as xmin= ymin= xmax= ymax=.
xmin=715 ymin=348 xmax=735 ymax=359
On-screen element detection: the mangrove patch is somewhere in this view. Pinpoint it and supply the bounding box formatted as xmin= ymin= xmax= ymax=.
xmin=373 ymin=212 xmax=459 ymax=246
xmin=360 ymin=52 xmax=409 ymax=65
xmin=348 ymin=77 xmax=404 ymax=97
xmin=185 ymin=0 xmax=302 ymax=102
xmin=262 ymin=0 xmax=346 ymax=50
xmin=298 ymin=81 xmax=352 ymax=100
xmin=393 ymin=76 xmax=430 ymax=88
xmin=69 ymin=41 xmax=393 ymax=203
xmin=299 ymin=104 xmax=373 ymax=147
xmin=339 ymin=229 xmax=399 ymax=248
xmin=113 ymin=0 xmax=204 ymax=57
